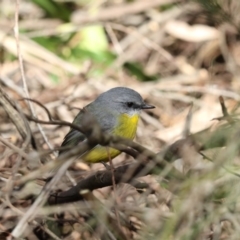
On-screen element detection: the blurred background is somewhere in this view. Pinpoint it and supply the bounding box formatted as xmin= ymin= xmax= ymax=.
xmin=1 ymin=0 xmax=240 ymax=239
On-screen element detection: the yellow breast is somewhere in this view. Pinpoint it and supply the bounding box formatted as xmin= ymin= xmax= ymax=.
xmin=113 ymin=113 xmax=139 ymax=139
xmin=83 ymin=113 xmax=139 ymax=163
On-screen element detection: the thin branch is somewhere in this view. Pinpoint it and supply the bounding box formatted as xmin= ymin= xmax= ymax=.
xmin=182 ymin=103 xmax=193 ymax=137
xmin=72 ymin=0 xmax=182 ymax=24
xmin=19 ymin=98 xmax=53 ymax=121
xmin=14 ymin=0 xmax=57 ymax=158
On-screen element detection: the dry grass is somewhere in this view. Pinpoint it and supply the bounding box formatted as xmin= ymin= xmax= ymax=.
xmin=1 ymin=0 xmax=240 ymax=239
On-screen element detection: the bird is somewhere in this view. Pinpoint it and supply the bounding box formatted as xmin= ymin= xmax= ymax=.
xmin=59 ymin=87 xmax=155 ymax=163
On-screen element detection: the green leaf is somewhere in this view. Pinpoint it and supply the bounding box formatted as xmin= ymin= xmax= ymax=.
xmin=69 ymin=25 xmax=115 ymax=76
xmin=77 ymin=25 xmax=108 ymax=53
xmin=31 ymin=0 xmax=70 ymax=21
xmin=33 ymin=36 xmax=63 ymax=53
xmin=123 ymin=62 xmax=158 ymax=81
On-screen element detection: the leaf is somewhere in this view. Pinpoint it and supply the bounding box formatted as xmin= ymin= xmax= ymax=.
xmin=124 ymin=62 xmax=158 ymax=81
xmin=77 ymin=25 xmax=108 ymax=53
xmin=31 ymin=0 xmax=70 ymax=21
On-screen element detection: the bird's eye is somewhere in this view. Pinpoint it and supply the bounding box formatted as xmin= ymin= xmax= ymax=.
xmin=127 ymin=102 xmax=134 ymax=108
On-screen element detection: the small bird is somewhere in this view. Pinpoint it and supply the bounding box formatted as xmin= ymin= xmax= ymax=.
xmin=59 ymin=87 xmax=155 ymax=163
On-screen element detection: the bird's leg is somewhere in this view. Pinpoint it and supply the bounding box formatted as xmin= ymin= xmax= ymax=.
xmin=106 ymin=147 xmax=116 ymax=188
xmin=101 ymin=161 xmax=111 ymax=170
xmin=106 ymin=147 xmax=121 ymax=228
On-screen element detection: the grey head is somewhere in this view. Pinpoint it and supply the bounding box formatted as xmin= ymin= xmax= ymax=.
xmin=93 ymin=87 xmax=155 ymax=116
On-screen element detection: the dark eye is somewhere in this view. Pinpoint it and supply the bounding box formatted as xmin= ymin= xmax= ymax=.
xmin=127 ymin=102 xmax=134 ymax=108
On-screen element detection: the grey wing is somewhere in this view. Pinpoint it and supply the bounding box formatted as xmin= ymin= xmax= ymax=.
xmin=59 ymin=103 xmax=117 ymax=155
xmin=59 ymin=108 xmax=87 ymax=155
xmin=92 ymin=103 xmax=117 ymax=134
xmin=59 ymin=128 xmax=86 ymax=155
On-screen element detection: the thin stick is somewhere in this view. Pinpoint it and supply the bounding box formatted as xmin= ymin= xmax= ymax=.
xmin=106 ymin=147 xmax=122 ymax=233
xmin=14 ymin=0 xmax=57 ymax=156
xmin=182 ymin=103 xmax=193 ymax=138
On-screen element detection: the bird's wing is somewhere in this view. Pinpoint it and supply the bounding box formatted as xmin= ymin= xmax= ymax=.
xmin=59 ymin=103 xmax=117 ymax=155
xmin=59 ymin=107 xmax=87 ymax=155
xmin=59 ymin=127 xmax=86 ymax=155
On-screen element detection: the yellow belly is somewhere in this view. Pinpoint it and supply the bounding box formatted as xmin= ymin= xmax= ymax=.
xmin=83 ymin=113 xmax=139 ymax=163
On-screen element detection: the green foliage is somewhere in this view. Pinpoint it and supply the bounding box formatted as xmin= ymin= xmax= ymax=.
xmin=0 ymin=47 xmax=16 ymax=62
xmin=194 ymin=0 xmax=232 ymax=24
xmin=28 ymin=2 xmax=162 ymax=81
xmin=70 ymin=25 xmax=116 ymax=75
xmin=124 ymin=62 xmax=158 ymax=81
xmin=33 ymin=36 xmax=64 ymax=54
xmin=50 ymin=73 xmax=60 ymax=84
xmin=31 ymin=0 xmax=71 ymax=21
xmin=77 ymin=25 xmax=109 ymax=53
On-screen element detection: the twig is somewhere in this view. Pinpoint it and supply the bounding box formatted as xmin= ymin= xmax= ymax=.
xmin=14 ymin=0 xmax=33 ymax=115
xmin=154 ymin=85 xmax=240 ymax=100
xmin=107 ymin=147 xmax=123 ymax=235
xmin=212 ymin=96 xmax=235 ymax=124
xmin=182 ymin=103 xmax=193 ymax=138
xmin=105 ymin=23 xmax=123 ymax=55
xmin=199 ymin=152 xmax=240 ymax=178
xmin=72 ymin=0 xmax=182 ymax=24
xmin=47 ymin=132 xmax=189 ymax=205
xmin=219 ymin=96 xmax=229 ymax=117
xmin=14 ymin=0 xmax=57 ymax=159
xmin=0 ymin=87 xmax=27 ymax=139
xmin=19 ymin=98 xmax=53 ymax=121
xmin=11 ymin=153 xmax=83 ymax=238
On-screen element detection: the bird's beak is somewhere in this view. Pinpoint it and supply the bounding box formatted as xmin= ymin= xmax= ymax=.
xmin=141 ymin=102 xmax=155 ymax=109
